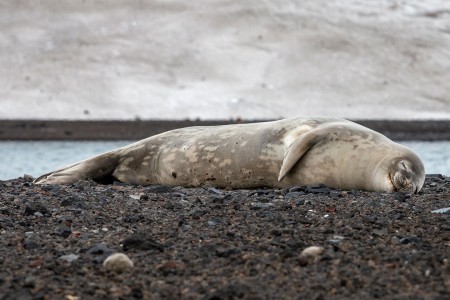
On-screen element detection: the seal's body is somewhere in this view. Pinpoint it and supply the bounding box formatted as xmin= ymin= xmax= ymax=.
xmin=34 ymin=118 xmax=425 ymax=193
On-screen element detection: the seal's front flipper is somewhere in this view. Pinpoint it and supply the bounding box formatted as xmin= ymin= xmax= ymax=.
xmin=33 ymin=151 xmax=120 ymax=185
xmin=278 ymin=126 xmax=332 ymax=181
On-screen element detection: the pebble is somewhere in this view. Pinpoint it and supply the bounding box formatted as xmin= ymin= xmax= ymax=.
xmin=59 ymin=226 xmax=72 ymax=238
xmin=399 ymin=236 xmax=420 ymax=244
xmin=329 ymin=235 xmax=345 ymax=243
xmin=301 ymin=246 xmax=325 ymax=257
xmin=103 ymin=253 xmax=134 ymax=272
xmin=87 ymin=243 xmax=115 ymax=255
xmin=250 ymin=202 xmax=274 ymax=209
xmin=431 ymin=207 xmax=450 ymax=214
xmin=122 ymin=233 xmax=164 ymax=252
xmin=285 ymin=192 xmax=304 ymax=199
xmin=24 ymin=203 xmax=48 ymax=216
xmin=305 ymin=185 xmax=333 ymax=194
xmin=59 ymin=254 xmax=79 ymax=263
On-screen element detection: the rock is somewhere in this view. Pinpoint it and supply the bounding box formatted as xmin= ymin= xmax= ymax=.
xmin=431 ymin=207 xmax=450 ymax=214
xmin=206 ymin=187 xmax=223 ymax=195
xmin=60 ymin=196 xmax=84 ymax=207
xmin=399 ymin=236 xmax=420 ymax=244
xmin=146 ymin=185 xmax=174 ymax=193
xmin=29 ymin=256 xmax=44 ymax=268
xmin=250 ymin=202 xmax=274 ymax=209
xmin=301 ymin=246 xmax=325 ymax=257
xmin=373 ymin=228 xmax=388 ymax=236
xmin=24 ymin=239 xmax=41 ymax=250
xmin=24 ymin=203 xmax=48 ymax=216
xmin=59 ymin=254 xmax=79 ymax=263
xmin=329 ymin=235 xmax=346 ymax=243
xmin=24 ymin=275 xmax=37 ymax=287
xmin=87 ymin=243 xmax=115 ymax=255
xmin=285 ymin=192 xmax=304 ymax=199
xmin=59 ymin=226 xmax=72 ymax=238
xmin=103 ymin=253 xmax=134 ymax=272
xmin=295 ymin=199 xmax=305 ymax=206
xmin=393 ymin=192 xmax=410 ymax=202
xmin=23 ymin=174 xmax=34 ymax=181
xmin=122 ymin=233 xmax=164 ymax=252
xmin=139 ymin=194 xmax=149 ymax=201
xmin=248 ymin=189 xmax=272 ymax=197
xmin=156 ymin=260 xmax=185 ymax=272
xmin=305 ymin=185 xmax=333 ymax=194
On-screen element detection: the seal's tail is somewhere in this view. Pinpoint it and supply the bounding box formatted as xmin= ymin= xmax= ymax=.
xmin=33 ymin=150 xmax=120 ymax=185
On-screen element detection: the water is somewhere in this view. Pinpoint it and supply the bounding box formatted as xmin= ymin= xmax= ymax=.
xmin=0 ymin=141 xmax=449 ymax=180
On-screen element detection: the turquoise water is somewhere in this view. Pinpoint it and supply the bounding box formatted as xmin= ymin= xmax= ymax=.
xmin=0 ymin=141 xmax=449 ymax=180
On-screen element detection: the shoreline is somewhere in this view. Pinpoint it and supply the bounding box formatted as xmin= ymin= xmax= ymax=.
xmin=1 ymin=119 xmax=450 ymax=141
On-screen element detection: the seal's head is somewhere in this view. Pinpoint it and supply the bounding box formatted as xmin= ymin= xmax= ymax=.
xmin=388 ymin=155 xmax=425 ymax=194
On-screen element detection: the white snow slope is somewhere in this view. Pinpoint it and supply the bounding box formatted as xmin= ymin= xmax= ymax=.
xmin=1 ymin=0 xmax=449 ymax=120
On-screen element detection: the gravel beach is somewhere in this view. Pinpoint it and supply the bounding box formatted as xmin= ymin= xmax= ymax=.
xmin=0 ymin=176 xmax=449 ymax=299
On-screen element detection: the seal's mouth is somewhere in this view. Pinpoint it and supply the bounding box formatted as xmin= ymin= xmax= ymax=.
xmin=389 ymin=172 xmax=417 ymax=194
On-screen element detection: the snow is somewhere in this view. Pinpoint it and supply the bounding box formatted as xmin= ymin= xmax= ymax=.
xmin=1 ymin=0 xmax=449 ymax=120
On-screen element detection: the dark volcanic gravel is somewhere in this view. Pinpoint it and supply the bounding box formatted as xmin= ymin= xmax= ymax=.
xmin=0 ymin=176 xmax=449 ymax=300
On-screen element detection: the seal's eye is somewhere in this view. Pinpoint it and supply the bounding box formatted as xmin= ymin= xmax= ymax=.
xmin=401 ymin=162 xmax=407 ymax=170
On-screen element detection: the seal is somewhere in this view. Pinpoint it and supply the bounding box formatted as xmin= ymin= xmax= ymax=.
xmin=33 ymin=118 xmax=425 ymax=193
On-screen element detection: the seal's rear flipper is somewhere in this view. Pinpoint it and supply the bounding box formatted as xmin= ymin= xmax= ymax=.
xmin=33 ymin=151 xmax=120 ymax=185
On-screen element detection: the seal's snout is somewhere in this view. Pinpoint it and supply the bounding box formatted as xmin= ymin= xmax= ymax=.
xmin=391 ymin=159 xmax=425 ymax=194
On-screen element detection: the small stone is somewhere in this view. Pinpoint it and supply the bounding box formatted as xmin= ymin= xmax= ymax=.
xmin=305 ymin=185 xmax=332 ymax=194
xmin=122 ymin=233 xmax=164 ymax=252
xmin=295 ymin=199 xmax=305 ymax=206
xmin=24 ymin=240 xmax=41 ymax=250
xmin=207 ymin=220 xmax=218 ymax=226
xmin=24 ymin=203 xmax=48 ymax=216
xmin=29 ymin=256 xmax=44 ymax=268
xmin=59 ymin=254 xmax=79 ymax=263
xmin=59 ymin=226 xmax=72 ymax=238
xmin=87 ymin=243 xmax=115 ymax=255
xmin=139 ymin=194 xmax=149 ymax=201
xmin=103 ymin=253 xmax=134 ymax=272
xmin=24 ymin=275 xmax=37 ymax=287
xmin=373 ymin=228 xmax=388 ymax=236
xmin=156 ymin=260 xmax=185 ymax=274
xmin=329 ymin=235 xmax=345 ymax=243
xmin=285 ymin=192 xmax=304 ymax=199
xmin=34 ymin=212 xmax=43 ymax=217
xmin=301 ymin=246 xmax=325 ymax=257
xmin=23 ymin=174 xmax=34 ymax=181
xmin=431 ymin=207 xmax=450 ymax=214
xmin=146 ymin=185 xmax=173 ymax=193
xmin=207 ymin=187 xmax=223 ymax=195
xmin=393 ymin=192 xmax=410 ymax=202
xmin=250 ymin=202 xmax=274 ymax=209
xmin=399 ymin=236 xmax=420 ymax=244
